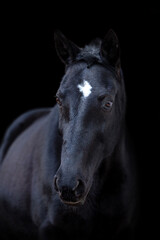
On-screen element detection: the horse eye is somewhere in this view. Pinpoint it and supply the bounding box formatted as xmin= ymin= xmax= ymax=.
xmin=103 ymin=101 xmax=113 ymax=111
xmin=56 ymin=97 xmax=62 ymax=106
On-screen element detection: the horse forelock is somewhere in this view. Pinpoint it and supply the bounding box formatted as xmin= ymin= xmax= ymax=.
xmin=68 ymin=38 xmax=117 ymax=73
xmin=74 ymin=38 xmax=102 ymax=68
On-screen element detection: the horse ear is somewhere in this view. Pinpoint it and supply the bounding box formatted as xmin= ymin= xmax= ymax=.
xmin=101 ymin=29 xmax=120 ymax=68
xmin=54 ymin=30 xmax=80 ymax=65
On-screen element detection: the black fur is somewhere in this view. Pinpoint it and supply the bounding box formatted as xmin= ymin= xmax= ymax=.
xmin=0 ymin=30 xmax=137 ymax=239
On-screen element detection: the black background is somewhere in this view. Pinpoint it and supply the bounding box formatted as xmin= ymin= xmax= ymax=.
xmin=1 ymin=3 xmax=159 ymax=238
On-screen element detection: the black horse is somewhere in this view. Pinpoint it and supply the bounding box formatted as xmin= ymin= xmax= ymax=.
xmin=0 ymin=30 xmax=137 ymax=240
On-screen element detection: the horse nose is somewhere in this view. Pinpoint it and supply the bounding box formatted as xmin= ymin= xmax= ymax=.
xmin=54 ymin=176 xmax=85 ymax=204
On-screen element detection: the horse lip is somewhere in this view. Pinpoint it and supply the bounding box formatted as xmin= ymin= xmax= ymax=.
xmin=58 ymin=192 xmax=87 ymax=206
xmin=61 ymin=199 xmax=84 ymax=206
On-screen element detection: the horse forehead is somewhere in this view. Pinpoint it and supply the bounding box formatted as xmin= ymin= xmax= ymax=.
xmin=77 ymin=80 xmax=92 ymax=98
xmin=61 ymin=63 xmax=115 ymax=96
xmin=76 ymin=68 xmax=115 ymax=96
xmin=66 ymin=63 xmax=108 ymax=82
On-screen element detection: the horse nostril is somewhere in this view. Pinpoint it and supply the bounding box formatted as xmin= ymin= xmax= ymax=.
xmin=74 ymin=179 xmax=85 ymax=198
xmin=54 ymin=176 xmax=59 ymax=192
xmin=72 ymin=180 xmax=80 ymax=191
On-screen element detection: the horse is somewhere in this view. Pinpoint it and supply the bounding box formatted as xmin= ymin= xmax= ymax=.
xmin=0 ymin=30 xmax=137 ymax=240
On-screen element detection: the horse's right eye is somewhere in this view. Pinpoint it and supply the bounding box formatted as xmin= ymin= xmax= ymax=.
xmin=56 ymin=97 xmax=62 ymax=106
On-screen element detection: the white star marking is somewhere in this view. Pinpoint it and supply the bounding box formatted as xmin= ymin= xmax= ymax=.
xmin=77 ymin=80 xmax=92 ymax=98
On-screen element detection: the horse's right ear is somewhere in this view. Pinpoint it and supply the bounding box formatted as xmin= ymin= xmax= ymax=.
xmin=54 ymin=30 xmax=80 ymax=65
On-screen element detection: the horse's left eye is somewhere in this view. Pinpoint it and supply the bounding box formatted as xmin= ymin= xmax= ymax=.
xmin=103 ymin=101 xmax=113 ymax=111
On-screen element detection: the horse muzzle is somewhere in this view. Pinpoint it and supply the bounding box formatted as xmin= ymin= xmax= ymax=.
xmin=54 ymin=175 xmax=87 ymax=206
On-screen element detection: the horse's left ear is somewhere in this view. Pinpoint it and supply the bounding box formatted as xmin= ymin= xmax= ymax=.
xmin=54 ymin=30 xmax=80 ymax=65
xmin=101 ymin=29 xmax=120 ymax=70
